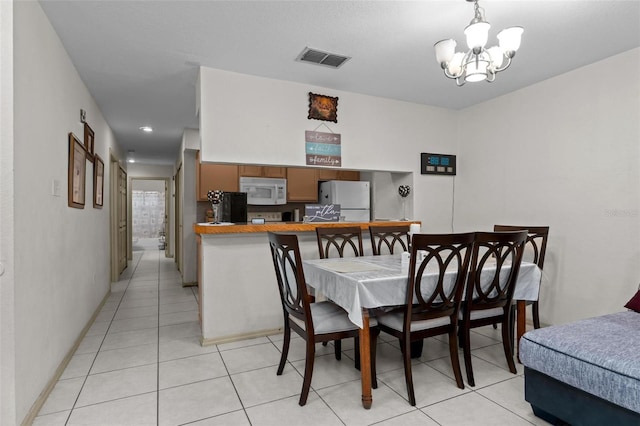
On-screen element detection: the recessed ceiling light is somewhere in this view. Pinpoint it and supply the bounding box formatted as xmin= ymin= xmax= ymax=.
xmin=128 ymin=158 xmax=135 ymax=163
xmin=139 ymin=126 xmax=153 ymax=133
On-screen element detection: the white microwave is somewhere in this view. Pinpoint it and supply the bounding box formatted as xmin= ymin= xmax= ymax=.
xmin=239 ymin=177 xmax=287 ymax=205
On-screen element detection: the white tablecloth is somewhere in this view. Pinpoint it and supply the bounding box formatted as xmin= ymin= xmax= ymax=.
xmin=303 ymin=254 xmax=541 ymax=328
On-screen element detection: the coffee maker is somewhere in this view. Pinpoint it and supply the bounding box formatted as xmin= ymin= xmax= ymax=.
xmin=221 ymin=192 xmax=248 ymax=223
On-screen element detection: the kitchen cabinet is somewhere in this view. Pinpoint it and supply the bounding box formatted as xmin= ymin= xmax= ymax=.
xmin=286 ymin=167 xmax=318 ymax=202
xmin=239 ymin=165 xmax=287 ymax=178
xmin=196 ymin=154 xmax=239 ymax=201
xmin=317 ymin=169 xmax=360 ymax=181
xmin=195 ymin=157 xmax=363 ymax=202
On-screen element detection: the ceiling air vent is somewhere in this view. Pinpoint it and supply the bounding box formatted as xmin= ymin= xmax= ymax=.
xmin=296 ymin=47 xmax=351 ymax=69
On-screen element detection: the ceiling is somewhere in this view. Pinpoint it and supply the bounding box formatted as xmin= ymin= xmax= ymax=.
xmin=39 ymin=1 xmax=640 ymax=166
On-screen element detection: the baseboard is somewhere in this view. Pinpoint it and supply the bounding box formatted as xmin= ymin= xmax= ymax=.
xmin=22 ymin=290 xmax=111 ymax=426
xmin=200 ymin=328 xmax=282 ymax=346
xmin=182 ymin=281 xmax=197 ymax=288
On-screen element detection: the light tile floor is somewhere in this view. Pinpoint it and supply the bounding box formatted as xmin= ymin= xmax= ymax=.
xmin=33 ymin=238 xmax=547 ymax=426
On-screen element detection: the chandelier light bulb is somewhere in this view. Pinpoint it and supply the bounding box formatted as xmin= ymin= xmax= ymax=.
xmin=497 ymin=26 xmax=524 ymax=56
xmin=487 ymin=46 xmax=504 ymax=69
xmin=448 ymin=52 xmax=465 ymax=77
xmin=464 ymin=21 xmax=490 ymax=50
xmin=434 ymin=39 xmax=457 ymax=65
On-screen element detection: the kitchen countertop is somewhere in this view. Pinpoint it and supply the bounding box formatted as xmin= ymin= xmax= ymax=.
xmin=194 ymin=220 xmax=421 ymax=235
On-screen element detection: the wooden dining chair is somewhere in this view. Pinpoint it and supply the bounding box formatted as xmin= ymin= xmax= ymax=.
xmin=315 ymin=225 xmax=365 ymax=361
xmin=316 ymin=226 xmax=365 ymax=259
xmin=377 ymin=232 xmax=475 ymax=405
xmin=267 ymin=232 xmax=379 ymax=406
xmin=458 ymin=230 xmax=527 ymax=387
xmin=494 ymin=225 xmax=549 ymax=329
xmin=368 ymin=225 xmax=410 ymax=255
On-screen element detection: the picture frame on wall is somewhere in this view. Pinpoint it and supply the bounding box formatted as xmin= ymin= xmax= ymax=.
xmin=308 ymin=92 xmax=338 ymax=123
xmin=84 ymin=122 xmax=95 ymax=162
xmin=93 ymin=154 xmax=104 ymax=208
xmin=68 ymin=132 xmax=86 ymax=209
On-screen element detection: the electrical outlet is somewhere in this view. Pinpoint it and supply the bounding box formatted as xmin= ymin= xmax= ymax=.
xmin=247 ymin=212 xmax=282 ymax=222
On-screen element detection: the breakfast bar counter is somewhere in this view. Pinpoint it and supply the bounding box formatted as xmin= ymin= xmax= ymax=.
xmin=193 ymin=220 xmax=415 ymax=235
xmin=194 ymin=221 xmax=419 ymax=345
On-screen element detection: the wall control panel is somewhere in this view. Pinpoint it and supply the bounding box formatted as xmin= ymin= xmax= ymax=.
xmin=421 ymin=153 xmax=456 ymax=176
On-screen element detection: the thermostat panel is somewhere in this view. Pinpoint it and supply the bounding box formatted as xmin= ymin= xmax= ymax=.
xmin=421 ymin=153 xmax=456 ymax=176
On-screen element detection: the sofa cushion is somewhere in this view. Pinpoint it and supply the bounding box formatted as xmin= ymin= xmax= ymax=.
xmin=520 ymin=311 xmax=640 ymax=413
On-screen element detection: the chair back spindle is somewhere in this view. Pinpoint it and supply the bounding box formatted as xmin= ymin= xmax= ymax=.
xmin=465 ymin=231 xmax=528 ymax=311
xmin=369 ymin=225 xmax=410 ymax=255
xmin=493 ymin=225 xmax=549 ymax=270
xmin=493 ymin=225 xmax=549 ymax=329
xmin=405 ymin=233 xmax=474 ymax=325
xmin=316 ymin=226 xmax=364 ymax=258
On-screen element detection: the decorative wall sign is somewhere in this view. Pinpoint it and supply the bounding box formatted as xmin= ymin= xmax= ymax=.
xmin=304 ymin=204 xmax=341 ymax=222
xmin=305 ymin=130 xmax=341 ymax=167
xmin=308 ymin=92 xmax=338 ymax=123
xmin=93 ymin=154 xmax=104 ymax=208
xmin=68 ymin=132 xmax=86 ymax=209
xmin=84 ymin=122 xmax=95 ymax=162
xmin=421 ymin=153 xmax=457 ymax=175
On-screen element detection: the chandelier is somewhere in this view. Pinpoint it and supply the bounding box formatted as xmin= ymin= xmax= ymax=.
xmin=434 ymin=0 xmax=523 ymax=86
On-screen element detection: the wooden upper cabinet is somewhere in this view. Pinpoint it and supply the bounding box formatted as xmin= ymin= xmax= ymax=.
xmin=317 ymin=169 xmax=360 ymax=181
xmin=286 ymin=167 xmax=318 ymax=202
xmin=239 ymin=165 xmax=287 ymax=178
xmin=196 ymin=153 xmax=239 ymax=201
xmin=195 ymin=156 xmax=361 ymax=202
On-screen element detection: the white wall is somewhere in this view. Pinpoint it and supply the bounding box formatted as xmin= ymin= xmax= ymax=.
xmin=198 ymin=67 xmax=459 ymax=231
xmin=132 ymin=179 xmax=165 ymax=192
xmin=0 ymin=0 xmax=16 ymax=424
xmin=11 ymin=2 xmax=122 ymax=422
xmin=455 ymin=48 xmax=640 ymax=325
xmin=127 ymin=163 xmax=174 ymax=178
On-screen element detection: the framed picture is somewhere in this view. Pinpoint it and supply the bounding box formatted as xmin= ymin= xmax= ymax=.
xmin=308 ymin=92 xmax=338 ymax=123
xmin=84 ymin=122 xmax=95 ymax=162
xmin=93 ymin=154 xmax=104 ymax=208
xmin=68 ymin=132 xmax=86 ymax=209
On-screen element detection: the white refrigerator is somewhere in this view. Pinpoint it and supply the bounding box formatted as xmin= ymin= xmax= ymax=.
xmin=319 ymin=180 xmax=370 ymax=222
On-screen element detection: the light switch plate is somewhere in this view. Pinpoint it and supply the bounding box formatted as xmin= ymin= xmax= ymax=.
xmin=52 ymin=179 xmax=61 ymax=197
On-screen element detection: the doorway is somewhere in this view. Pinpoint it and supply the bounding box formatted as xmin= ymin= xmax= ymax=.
xmin=109 ymin=156 xmax=128 ymax=279
xmin=131 ymin=179 xmax=168 ymax=253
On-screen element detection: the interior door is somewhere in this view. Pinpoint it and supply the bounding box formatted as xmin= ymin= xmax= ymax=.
xmin=118 ymin=167 xmax=128 ymax=273
xmin=175 ymin=165 xmax=182 ymax=272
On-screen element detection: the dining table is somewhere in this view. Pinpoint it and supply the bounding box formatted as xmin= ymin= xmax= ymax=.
xmin=302 ymin=253 xmax=541 ymax=409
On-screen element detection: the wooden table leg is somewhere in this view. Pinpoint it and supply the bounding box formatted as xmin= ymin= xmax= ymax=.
xmin=359 ymin=308 xmax=372 ymax=409
xmin=516 ymin=300 xmax=526 ymax=363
